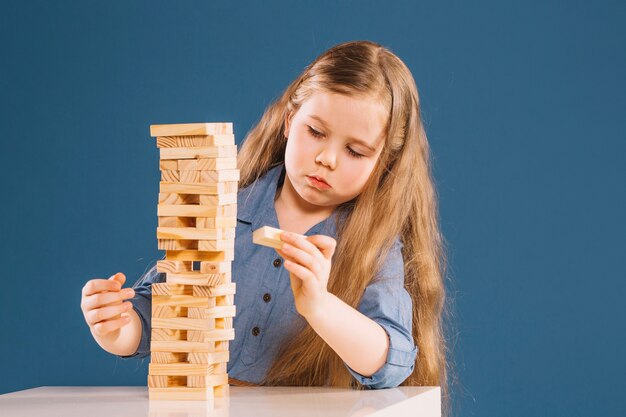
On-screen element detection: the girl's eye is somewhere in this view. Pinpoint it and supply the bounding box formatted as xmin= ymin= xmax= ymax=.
xmin=307 ymin=125 xmax=324 ymax=138
xmin=307 ymin=125 xmax=363 ymax=159
xmin=347 ymin=148 xmax=364 ymax=159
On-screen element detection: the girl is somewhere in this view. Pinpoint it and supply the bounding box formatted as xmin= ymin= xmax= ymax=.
xmin=80 ymin=40 xmax=448 ymax=399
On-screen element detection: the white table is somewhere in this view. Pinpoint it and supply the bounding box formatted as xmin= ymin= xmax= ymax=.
xmin=0 ymin=386 xmax=440 ymax=417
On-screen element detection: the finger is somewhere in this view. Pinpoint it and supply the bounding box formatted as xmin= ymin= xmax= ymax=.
xmin=82 ymin=288 xmax=135 ymax=311
xmin=82 ymin=279 xmax=122 ymax=297
xmin=280 ymin=232 xmax=324 ymax=263
xmin=92 ymin=314 xmax=132 ymax=336
xmin=305 ymin=235 xmax=337 ymax=260
xmin=283 ymin=259 xmax=317 ymax=286
xmin=86 ymin=302 xmax=133 ymax=326
xmin=109 ymin=272 xmax=126 ymax=287
xmin=280 ymin=242 xmax=320 ymax=276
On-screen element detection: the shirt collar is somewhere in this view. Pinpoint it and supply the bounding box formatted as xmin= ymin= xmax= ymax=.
xmin=237 ymin=163 xmax=342 ymax=238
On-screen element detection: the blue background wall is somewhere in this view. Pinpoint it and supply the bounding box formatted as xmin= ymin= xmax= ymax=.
xmin=1 ymin=1 xmax=624 ymax=416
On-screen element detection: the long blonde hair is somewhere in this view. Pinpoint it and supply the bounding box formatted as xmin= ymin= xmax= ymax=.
xmin=237 ymin=40 xmax=451 ymax=410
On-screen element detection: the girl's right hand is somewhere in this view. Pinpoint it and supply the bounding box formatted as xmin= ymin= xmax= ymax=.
xmin=80 ymin=272 xmax=136 ymax=338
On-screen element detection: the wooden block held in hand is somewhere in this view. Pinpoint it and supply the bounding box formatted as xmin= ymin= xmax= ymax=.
xmin=252 ymin=226 xmax=306 ymax=250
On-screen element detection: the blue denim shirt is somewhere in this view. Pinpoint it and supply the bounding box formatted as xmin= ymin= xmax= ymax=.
xmin=120 ymin=162 xmax=418 ymax=389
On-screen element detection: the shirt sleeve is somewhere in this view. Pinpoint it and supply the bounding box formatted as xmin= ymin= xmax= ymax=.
xmin=344 ymin=236 xmax=418 ymax=389
xmin=117 ymin=264 xmax=166 ymax=360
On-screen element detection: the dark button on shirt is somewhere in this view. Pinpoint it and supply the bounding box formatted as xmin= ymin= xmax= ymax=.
xmin=273 ymin=258 xmax=282 ymax=268
xmin=263 ymin=293 xmax=271 ymax=303
xmin=251 ymin=326 xmax=260 ymax=336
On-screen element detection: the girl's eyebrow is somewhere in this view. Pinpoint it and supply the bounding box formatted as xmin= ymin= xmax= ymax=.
xmin=308 ymin=114 xmax=377 ymax=152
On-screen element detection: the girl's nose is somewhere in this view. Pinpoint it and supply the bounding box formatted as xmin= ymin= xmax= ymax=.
xmin=315 ymin=148 xmax=336 ymax=170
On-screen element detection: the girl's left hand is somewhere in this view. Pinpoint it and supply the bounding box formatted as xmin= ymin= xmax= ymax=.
xmin=275 ymin=231 xmax=337 ymax=320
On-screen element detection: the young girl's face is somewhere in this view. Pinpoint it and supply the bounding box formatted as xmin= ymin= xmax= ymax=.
xmin=284 ymin=90 xmax=388 ymax=209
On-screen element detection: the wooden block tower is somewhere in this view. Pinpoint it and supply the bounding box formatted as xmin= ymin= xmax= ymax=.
xmin=147 ymin=123 xmax=238 ymax=402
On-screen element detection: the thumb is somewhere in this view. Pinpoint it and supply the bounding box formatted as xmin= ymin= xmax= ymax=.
xmin=306 ymin=235 xmax=337 ymax=260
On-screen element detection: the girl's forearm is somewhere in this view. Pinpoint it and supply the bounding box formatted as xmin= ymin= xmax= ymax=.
xmin=304 ymin=293 xmax=389 ymax=377
xmin=91 ymin=308 xmax=143 ymax=357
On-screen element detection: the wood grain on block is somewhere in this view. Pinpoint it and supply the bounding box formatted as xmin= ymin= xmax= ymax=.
xmin=166 ymin=249 xmax=234 ymax=262
xmin=152 ymin=317 xmax=220 ymax=332
xmin=161 ymin=170 xmax=180 ymax=182
xmin=156 ymin=134 xmax=235 ymax=148
xmin=158 ymin=216 xmax=196 ymax=228
xmin=179 ymin=170 xmax=201 ymax=183
xmin=152 ymin=305 xmax=188 ymax=318
xmin=196 ymin=217 xmax=237 ymax=229
xmin=188 ymin=348 xmax=229 ymax=364
xmin=151 ymin=334 xmax=234 ymax=353
xmin=156 ymin=260 xmax=193 ymax=274
xmin=153 ymin=294 xmax=215 ymax=308
xmin=200 ymin=262 xmax=231 ymax=274
xmin=166 ymin=271 xmax=231 ymax=286
xmin=149 ymin=362 xmax=229 ymax=376
xmin=160 ymin=145 xmax=237 ymax=160
xmin=152 ymin=282 xmax=189 ymax=296
xmin=158 ymin=239 xmax=198 ymax=251
xmin=157 ymin=226 xmax=223 ymax=240
xmin=150 ymin=123 xmax=233 ymax=137
xmin=158 ymin=204 xmax=221 ymax=218
xmin=198 ymin=239 xmax=235 ymax=251
xmin=185 ymin=305 xmax=236 ymax=319
xmin=158 ymin=193 xmax=200 ymax=205
xmin=151 ymin=351 xmax=188 ymax=364
xmin=160 ymin=182 xmax=238 ymax=200
xmin=253 ymin=226 xmax=307 ymax=250
xmin=152 ymin=328 xmax=187 ymax=342
xmin=192 ymin=283 xmax=236 ymax=298
xmin=159 ymin=160 xmax=178 ymax=171
xmin=178 ymin=157 xmax=237 ymax=171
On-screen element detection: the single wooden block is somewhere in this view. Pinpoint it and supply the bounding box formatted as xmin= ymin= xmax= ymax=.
xmin=158 ymin=204 xmax=220 ymax=218
xmin=150 ymin=123 xmax=233 ymax=137
xmin=152 ymin=283 xmax=190 ymax=296
xmin=151 ymin=351 xmax=188 ymax=364
xmin=166 ymin=249 xmax=234 ymax=262
xmin=198 ymin=239 xmax=235 ymax=251
xmin=151 ymin=335 xmax=234 ymax=353
xmin=157 ymin=226 xmax=223 ymax=241
xmin=160 ymin=145 xmax=237 ymax=161
xmin=149 ymin=362 xmax=228 ymax=376
xmin=158 ymin=239 xmax=198 ymax=251
xmin=152 ymin=317 xmax=222 ymax=332
xmin=187 ymin=365 xmax=228 ymax=387
xmin=178 ymin=158 xmax=238 ymax=171
xmin=153 ymin=294 xmax=215 ymax=308
xmin=151 ymin=328 xmax=187 ymax=342
xmin=199 ymin=169 xmax=241 ymax=183
xmin=158 ymin=193 xmax=200 ymax=205
xmin=188 ymin=348 xmax=229 ymax=364
xmin=196 ymin=217 xmax=237 ymax=229
xmin=252 ymin=226 xmax=307 ymax=250
xmin=192 ymin=283 xmax=236 ymax=298
xmin=152 ymin=305 xmax=188 ymax=318
xmin=184 ymin=328 xmax=235 ymax=343
xmin=156 ymin=134 xmax=235 ymax=148
xmin=160 ymin=183 xmax=238 ymax=201
xmin=165 ymin=270 xmax=231 ymax=286
xmin=156 ymin=260 xmax=193 ymax=274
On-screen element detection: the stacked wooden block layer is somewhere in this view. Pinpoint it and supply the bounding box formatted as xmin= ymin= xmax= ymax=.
xmin=148 ymin=123 xmax=238 ymax=402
